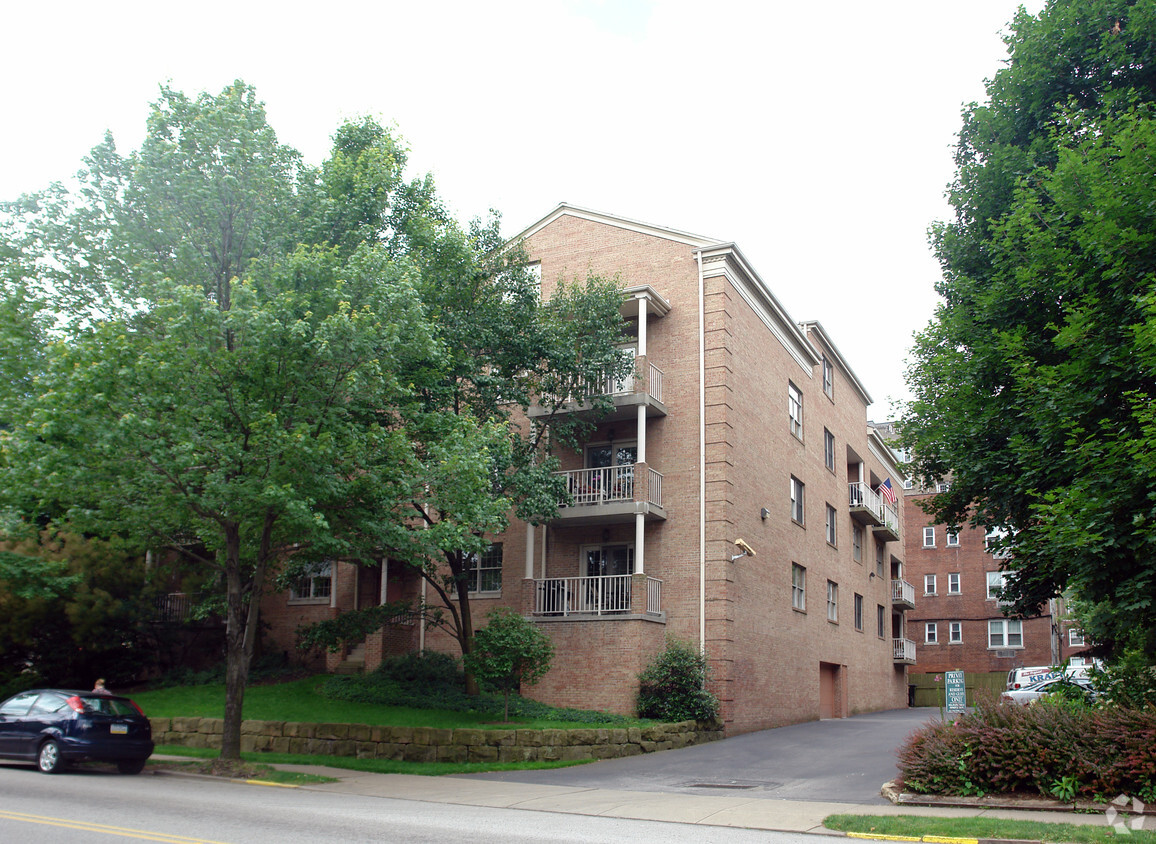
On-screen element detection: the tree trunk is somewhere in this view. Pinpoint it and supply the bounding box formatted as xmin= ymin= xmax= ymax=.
xmin=220 ymin=523 xmax=249 ymax=761
xmin=456 ymin=567 xmax=479 ymax=696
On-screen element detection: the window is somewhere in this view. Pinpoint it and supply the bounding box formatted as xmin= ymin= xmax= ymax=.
xmin=902 ymin=477 xmax=914 ymax=490
xmin=949 ymin=621 xmax=963 ymax=643
xmin=466 ymin=543 xmax=503 ymax=593
xmin=790 ymin=476 xmax=805 ymax=524
xmin=946 ymin=530 xmax=960 ymax=547
xmin=290 ymin=562 xmax=332 ymax=601
xmin=988 ymin=619 xmax=1023 ymax=648
xmin=822 ymin=355 xmax=834 ymax=398
xmin=854 ymin=593 xmax=864 ymax=631
xmin=925 ymin=622 xmax=938 ymax=644
xmin=825 ymin=504 xmax=837 ymax=545
xmin=924 ymin=574 xmax=937 ymax=595
xmin=948 ymin=573 xmax=961 ymax=594
xmin=827 ymin=580 xmax=838 ymax=622
xmin=788 ymin=382 xmax=803 ymax=439
xmin=792 ymin=563 xmax=806 ymax=611
xmin=986 ymin=571 xmax=1007 ymax=601
xmin=1069 ymin=628 xmax=1085 ymax=647
xmin=852 ymin=524 xmax=863 ymax=562
xmin=877 ymin=604 xmax=886 ymax=638
xmin=875 ymin=540 xmax=885 ymax=578
xmin=936 ymin=481 xmax=951 ymax=493
xmin=922 ymin=527 xmax=935 ymax=547
xmin=824 ymin=429 xmax=835 ymax=472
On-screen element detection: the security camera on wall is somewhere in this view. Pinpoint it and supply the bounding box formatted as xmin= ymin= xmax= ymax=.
xmin=734 ymin=538 xmax=756 ymax=557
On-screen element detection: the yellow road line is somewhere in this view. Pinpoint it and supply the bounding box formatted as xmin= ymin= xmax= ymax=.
xmin=243 ymin=778 xmax=298 ymax=788
xmin=0 ymin=810 xmax=233 ymax=843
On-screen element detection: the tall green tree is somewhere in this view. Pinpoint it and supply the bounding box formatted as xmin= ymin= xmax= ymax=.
xmin=900 ymin=0 xmax=1156 ymax=656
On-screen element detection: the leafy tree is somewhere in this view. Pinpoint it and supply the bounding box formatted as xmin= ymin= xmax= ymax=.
xmin=636 ymin=638 xmax=720 ymax=723
xmin=900 ymin=0 xmax=1156 ymax=656
xmin=464 ymin=607 xmax=554 ymax=721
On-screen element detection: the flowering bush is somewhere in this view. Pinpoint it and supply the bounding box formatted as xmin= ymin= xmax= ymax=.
xmin=898 ymin=699 xmax=1156 ymax=801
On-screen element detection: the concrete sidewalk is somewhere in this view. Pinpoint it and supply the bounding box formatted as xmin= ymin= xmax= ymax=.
xmin=250 ymin=763 xmax=1118 ymax=836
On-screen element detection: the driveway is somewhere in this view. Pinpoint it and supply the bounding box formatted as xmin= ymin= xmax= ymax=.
xmin=464 ymin=707 xmax=939 ymax=805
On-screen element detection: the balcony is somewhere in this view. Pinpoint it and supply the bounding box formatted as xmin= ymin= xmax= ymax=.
xmin=891 ymin=579 xmax=915 ymax=610
xmin=553 ymin=464 xmax=666 ymax=525
xmin=892 ymin=638 xmax=917 ymax=664
xmin=529 ymin=361 xmax=667 ymax=423
xmin=532 ymin=574 xmax=663 ymax=617
xmin=848 ymin=482 xmax=900 ymax=541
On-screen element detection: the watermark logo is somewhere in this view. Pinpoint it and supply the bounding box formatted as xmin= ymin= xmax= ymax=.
xmin=1106 ymin=794 xmax=1146 ymax=834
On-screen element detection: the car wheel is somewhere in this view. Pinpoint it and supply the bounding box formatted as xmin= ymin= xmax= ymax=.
xmin=117 ymin=758 xmax=147 ymax=775
xmin=38 ymin=739 xmax=66 ymax=774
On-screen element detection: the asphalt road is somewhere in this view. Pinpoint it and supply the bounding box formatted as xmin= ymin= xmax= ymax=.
xmin=465 ymin=706 xmax=938 ymax=804
xmin=0 ymin=763 xmax=828 ymax=844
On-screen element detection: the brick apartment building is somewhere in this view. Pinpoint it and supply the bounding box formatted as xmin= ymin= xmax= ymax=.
xmin=263 ymin=204 xmax=913 ymax=733
xmin=871 ymin=422 xmax=1091 ymax=682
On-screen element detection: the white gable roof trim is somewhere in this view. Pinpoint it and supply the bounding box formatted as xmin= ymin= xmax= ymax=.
xmin=799 ymin=320 xmax=873 ymax=406
xmin=509 ymin=202 xmax=724 ymax=250
xmin=696 ymin=243 xmax=821 ymax=375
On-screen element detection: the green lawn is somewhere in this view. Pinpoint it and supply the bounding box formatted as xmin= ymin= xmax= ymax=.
xmin=133 ymin=675 xmax=644 ymax=730
xmin=824 ymin=813 xmax=1156 ymax=844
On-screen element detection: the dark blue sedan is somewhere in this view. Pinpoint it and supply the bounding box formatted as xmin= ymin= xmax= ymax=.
xmin=0 ymin=689 xmax=154 ymax=774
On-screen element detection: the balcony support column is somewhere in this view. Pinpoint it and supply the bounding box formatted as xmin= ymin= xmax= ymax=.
xmin=634 ymin=512 xmax=645 ymax=575
xmin=636 ymin=404 xmax=646 ymax=462
xmin=524 ymin=523 xmax=535 ymax=579
xmin=637 ymin=296 xmax=648 ymax=357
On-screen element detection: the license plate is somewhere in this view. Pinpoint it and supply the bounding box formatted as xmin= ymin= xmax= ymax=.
xmin=110 ymin=723 xmax=128 ymax=735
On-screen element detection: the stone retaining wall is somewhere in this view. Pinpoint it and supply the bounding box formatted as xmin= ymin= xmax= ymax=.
xmin=151 ymin=718 xmax=724 ymax=763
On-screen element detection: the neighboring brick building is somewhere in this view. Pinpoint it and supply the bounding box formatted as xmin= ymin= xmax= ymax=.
xmin=263 ymin=204 xmax=913 ymax=734
xmin=871 ymin=422 xmax=1091 ymax=682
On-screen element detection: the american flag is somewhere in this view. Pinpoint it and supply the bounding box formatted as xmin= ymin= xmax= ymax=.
xmin=878 ymin=478 xmax=897 ymax=506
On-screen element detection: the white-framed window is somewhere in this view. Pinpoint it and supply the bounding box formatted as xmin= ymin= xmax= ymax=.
xmin=949 ymin=621 xmax=963 ymax=643
xmin=824 ymin=428 xmax=835 ymax=472
xmin=788 ymin=382 xmax=804 ymax=439
xmin=936 ymin=481 xmax=951 ymax=493
xmin=854 ymin=593 xmax=864 ymax=631
xmin=466 ymin=543 xmax=504 ymax=593
xmin=877 ymin=604 xmax=886 ymax=638
xmin=924 ymin=574 xmax=937 ymax=595
xmin=948 ymin=572 xmax=961 ymax=594
xmin=822 ymin=355 xmax=834 ymax=398
xmin=946 ymin=530 xmax=960 ymax=547
xmin=827 ymin=580 xmax=838 ymax=622
xmin=792 ymin=563 xmax=806 ymax=611
xmin=925 ymin=622 xmax=938 ymax=644
xmin=922 ymin=527 xmax=935 ymax=547
xmin=1069 ymin=628 xmax=1085 ymax=647
xmin=290 ymin=561 xmax=333 ymax=601
xmin=902 ymin=477 xmax=914 ymax=490
xmin=875 ymin=540 xmax=885 ymax=578
xmin=849 ymin=524 xmax=862 ymax=563
xmin=986 ymin=571 xmax=1007 ymax=601
xmin=988 ymin=619 xmax=1023 ymax=648
xmin=985 ymin=527 xmax=1011 ymax=558
xmin=790 ymin=476 xmax=805 ymax=525
xmin=825 ymin=504 xmax=837 ymax=545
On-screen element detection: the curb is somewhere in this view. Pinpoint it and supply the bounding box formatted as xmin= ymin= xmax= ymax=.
xmin=848 ymin=835 xmax=1041 ymax=844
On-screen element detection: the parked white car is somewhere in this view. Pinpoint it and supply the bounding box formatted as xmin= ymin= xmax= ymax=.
xmin=1000 ymin=676 xmax=1096 ymax=706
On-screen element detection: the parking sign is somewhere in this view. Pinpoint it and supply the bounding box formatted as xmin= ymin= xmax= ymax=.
xmin=945 ymin=670 xmax=966 ymax=713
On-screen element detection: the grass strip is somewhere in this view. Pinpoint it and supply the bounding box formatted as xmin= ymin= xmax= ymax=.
xmin=154 ymin=744 xmax=595 ymax=776
xmin=824 ymin=813 xmax=1156 ymax=844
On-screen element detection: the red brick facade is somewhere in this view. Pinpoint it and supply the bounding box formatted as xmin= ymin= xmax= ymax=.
xmin=262 ymin=205 xmax=912 ymax=733
xmin=896 ymin=481 xmax=1090 ymax=679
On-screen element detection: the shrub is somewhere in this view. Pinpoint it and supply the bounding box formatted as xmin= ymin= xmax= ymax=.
xmin=464 ymin=607 xmax=554 ymax=721
xmin=898 ymin=699 xmax=1156 ymax=800
xmin=636 ymin=638 xmax=719 ymax=723
xmin=1091 ymin=649 xmax=1156 ymax=709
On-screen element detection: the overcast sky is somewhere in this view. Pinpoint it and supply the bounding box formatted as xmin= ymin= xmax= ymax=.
xmin=4 ymin=1 xmax=1044 ymax=419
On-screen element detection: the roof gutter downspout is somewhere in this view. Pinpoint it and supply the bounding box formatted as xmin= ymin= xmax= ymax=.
xmin=697 ymin=249 xmax=706 ymax=656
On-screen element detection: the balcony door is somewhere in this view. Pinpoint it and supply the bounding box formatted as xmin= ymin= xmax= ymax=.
xmin=584 ymin=544 xmax=635 ymax=578
xmin=585 ymin=442 xmax=637 ymax=503
xmin=582 ymin=544 xmax=634 ymax=613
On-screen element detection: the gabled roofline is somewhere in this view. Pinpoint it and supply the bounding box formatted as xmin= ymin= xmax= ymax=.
xmin=798 ymin=320 xmax=873 ymax=406
xmin=868 ymin=427 xmax=903 ymax=478
xmin=694 ymin=241 xmax=822 ymax=372
xmin=509 ymin=202 xmax=724 ymax=250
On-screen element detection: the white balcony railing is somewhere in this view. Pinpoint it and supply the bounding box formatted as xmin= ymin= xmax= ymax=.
xmin=533 ymin=574 xmax=663 ymax=616
xmin=555 ymin=465 xmax=663 ymax=508
xmin=541 ymin=362 xmax=663 ymax=406
xmin=892 ymin=638 xmax=916 ymax=662
xmin=849 ymin=482 xmax=899 ymax=533
xmin=891 ymin=579 xmax=915 ymax=606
